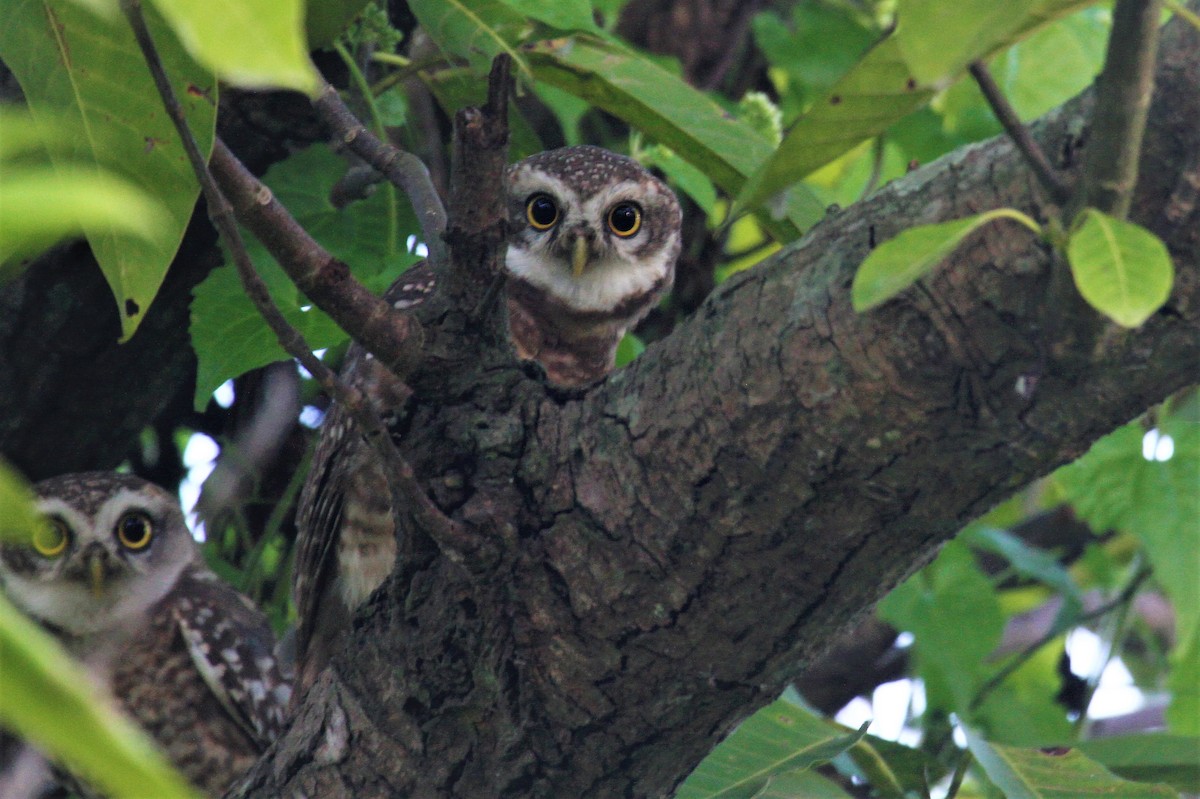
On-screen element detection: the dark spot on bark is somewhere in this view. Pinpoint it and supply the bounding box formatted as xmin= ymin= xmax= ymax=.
xmin=125 ymin=298 xmax=140 ymax=317
xmin=868 ymin=226 xmax=876 ymax=249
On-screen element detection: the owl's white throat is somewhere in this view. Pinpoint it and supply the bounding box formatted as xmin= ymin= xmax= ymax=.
xmin=505 ymin=246 xmax=672 ymax=313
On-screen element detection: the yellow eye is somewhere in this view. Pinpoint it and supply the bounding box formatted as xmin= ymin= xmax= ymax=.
xmin=116 ymin=511 xmax=153 ymax=551
xmin=526 ymin=193 xmax=559 ymax=230
xmin=607 ymin=202 xmax=642 ymax=237
xmin=32 ymin=518 xmax=69 ymax=558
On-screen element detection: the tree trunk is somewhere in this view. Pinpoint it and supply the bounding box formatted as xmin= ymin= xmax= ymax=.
xmin=232 ymin=15 xmax=1200 ymax=799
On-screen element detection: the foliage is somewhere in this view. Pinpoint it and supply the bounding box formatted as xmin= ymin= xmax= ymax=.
xmin=0 ymin=0 xmax=1194 ymax=797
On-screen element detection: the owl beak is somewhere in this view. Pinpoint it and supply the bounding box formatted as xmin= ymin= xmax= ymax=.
xmin=571 ymin=235 xmax=589 ymax=278
xmin=88 ymin=551 xmax=106 ymax=597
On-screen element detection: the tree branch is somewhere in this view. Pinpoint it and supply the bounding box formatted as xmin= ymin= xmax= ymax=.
xmin=1079 ymin=0 xmax=1164 ymax=218
xmin=312 ymin=79 xmax=449 ymax=268
xmin=236 ymin=11 xmax=1200 ymax=797
xmin=207 ymin=139 xmax=424 ymax=378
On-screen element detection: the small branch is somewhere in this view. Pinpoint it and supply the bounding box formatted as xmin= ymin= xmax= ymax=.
xmin=122 ymin=0 xmax=489 ymax=569
xmin=1078 ymin=0 xmax=1164 ymax=218
xmin=968 ymin=61 xmax=1070 ymax=205
xmin=208 ymin=139 xmax=424 ymax=378
xmin=312 ymin=80 xmax=448 ymax=268
xmin=444 ymin=54 xmax=513 ymax=314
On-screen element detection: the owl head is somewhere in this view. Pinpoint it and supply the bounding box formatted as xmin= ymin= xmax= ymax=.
xmin=505 ymin=145 xmax=682 ymax=318
xmin=0 ymin=472 xmax=196 ymax=636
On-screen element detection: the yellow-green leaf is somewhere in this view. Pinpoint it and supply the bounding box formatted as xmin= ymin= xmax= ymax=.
xmin=0 ymin=594 xmax=201 ymax=799
xmin=1 ymin=166 xmax=174 ymax=274
xmin=150 ymin=0 xmax=318 ymax=92
xmin=1066 ymin=208 xmax=1174 ymax=328
xmin=852 ymin=209 xmax=1041 ymax=311
xmin=0 ymin=0 xmax=216 ymax=339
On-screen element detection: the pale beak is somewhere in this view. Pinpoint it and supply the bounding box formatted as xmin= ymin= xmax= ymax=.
xmin=571 ymin=235 xmax=589 ymax=278
xmin=89 ymin=552 xmax=106 ymax=597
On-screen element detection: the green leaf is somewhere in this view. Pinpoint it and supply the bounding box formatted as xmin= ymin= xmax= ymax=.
xmin=614 ymin=332 xmax=645 ymax=369
xmin=0 ymin=0 xmax=216 ymax=339
xmin=965 ymin=728 xmax=1179 ymax=799
xmin=501 ymin=0 xmax=598 ymax=33
xmin=1054 ymin=410 xmax=1200 ymax=733
xmin=189 ymin=146 xmax=420 ymax=408
xmin=1078 ymin=734 xmax=1200 ymax=792
xmin=150 ymin=0 xmax=317 ymax=92
xmin=0 ymin=459 xmax=44 ymax=544
xmin=408 ymin=0 xmax=532 ymax=74
xmin=752 ymin=769 xmax=855 ymax=798
xmin=674 ymin=700 xmax=867 ymax=799
xmin=1066 ymin=209 xmax=1174 ymax=328
xmin=738 ymin=0 xmax=1093 ymax=211
xmin=0 ymin=594 xmax=201 ymax=799
xmin=851 ymin=209 xmax=1041 ymax=311
xmin=878 ymin=540 xmax=1005 ymax=714
xmin=962 ymin=525 xmax=1084 ymax=629
xmin=527 ymin=37 xmax=824 ymax=237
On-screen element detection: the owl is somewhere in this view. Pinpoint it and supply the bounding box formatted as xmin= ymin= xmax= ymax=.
xmin=0 ymin=472 xmax=292 ymax=798
xmin=291 ymin=145 xmax=682 ymax=690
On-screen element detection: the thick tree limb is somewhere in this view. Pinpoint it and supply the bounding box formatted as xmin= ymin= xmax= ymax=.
xmin=236 ymin=11 xmax=1200 ymax=799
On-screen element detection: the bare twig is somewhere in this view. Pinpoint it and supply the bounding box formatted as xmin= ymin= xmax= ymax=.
xmin=968 ymin=61 xmax=1070 ymax=205
xmin=313 ymin=79 xmax=449 ymax=268
xmin=122 ymin=0 xmax=490 ymax=568
xmin=1078 ymin=0 xmax=1164 ymax=218
xmin=444 ymin=55 xmax=513 ymax=313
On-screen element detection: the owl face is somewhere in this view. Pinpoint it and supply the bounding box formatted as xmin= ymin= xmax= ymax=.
xmin=505 ymin=145 xmax=682 ymax=315
xmin=0 ymin=473 xmax=195 ymax=636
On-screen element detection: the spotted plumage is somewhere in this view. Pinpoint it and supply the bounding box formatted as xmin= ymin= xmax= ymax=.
xmin=0 ymin=472 xmax=291 ymax=798
xmin=292 ymin=145 xmax=682 ymax=691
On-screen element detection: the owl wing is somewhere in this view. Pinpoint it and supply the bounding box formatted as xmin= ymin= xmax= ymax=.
xmin=170 ymin=566 xmax=293 ymax=747
xmin=292 ymin=261 xmax=437 ymax=683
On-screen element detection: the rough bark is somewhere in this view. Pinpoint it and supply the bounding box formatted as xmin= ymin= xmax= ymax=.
xmin=233 ymin=15 xmax=1200 ymax=799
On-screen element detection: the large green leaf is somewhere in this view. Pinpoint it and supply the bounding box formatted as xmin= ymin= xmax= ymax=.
xmin=1079 ymin=734 xmax=1200 ymax=792
xmin=0 ymin=0 xmax=215 ymax=339
xmin=965 ymin=728 xmax=1178 ymax=799
xmin=737 ymin=0 xmax=1094 ymax=211
xmin=1054 ymin=409 xmax=1200 ymax=734
xmin=150 ymin=0 xmax=317 ymax=91
xmin=675 ymin=699 xmax=867 ymax=799
xmin=189 ymin=146 xmax=420 ymax=408
xmin=1066 ymin=208 xmax=1174 ymax=328
xmin=0 ymin=593 xmax=199 ymax=799
xmin=851 ymin=209 xmax=1041 ymax=311
xmin=527 ymin=37 xmax=824 ymax=237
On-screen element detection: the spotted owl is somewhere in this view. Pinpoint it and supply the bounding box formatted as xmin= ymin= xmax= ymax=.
xmin=291 ymin=145 xmax=682 ymax=690
xmin=0 ymin=472 xmax=292 ymax=798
